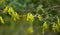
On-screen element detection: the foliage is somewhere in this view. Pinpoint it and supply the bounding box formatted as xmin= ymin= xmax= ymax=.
xmin=0 ymin=0 xmax=60 ymax=35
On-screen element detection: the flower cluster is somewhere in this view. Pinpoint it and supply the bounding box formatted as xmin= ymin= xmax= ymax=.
xmin=3 ymin=6 xmax=20 ymax=21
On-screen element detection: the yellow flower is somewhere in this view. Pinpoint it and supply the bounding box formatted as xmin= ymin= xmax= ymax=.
xmin=27 ymin=13 xmax=34 ymax=22
xmin=0 ymin=16 xmax=4 ymax=24
xmin=37 ymin=15 xmax=42 ymax=21
xmin=8 ymin=7 xmax=14 ymax=15
xmin=12 ymin=12 xmax=19 ymax=21
xmin=8 ymin=7 xmax=19 ymax=21
xmin=43 ymin=22 xmax=48 ymax=29
xmin=52 ymin=23 xmax=58 ymax=32
xmin=27 ymin=27 xmax=33 ymax=34
xmin=3 ymin=6 xmax=8 ymax=13
xmin=15 ymin=12 xmax=19 ymax=19
xmin=42 ymin=22 xmax=48 ymax=35
xmin=3 ymin=6 xmax=20 ymax=21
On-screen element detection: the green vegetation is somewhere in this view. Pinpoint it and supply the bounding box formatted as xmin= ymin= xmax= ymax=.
xmin=0 ymin=0 xmax=60 ymax=35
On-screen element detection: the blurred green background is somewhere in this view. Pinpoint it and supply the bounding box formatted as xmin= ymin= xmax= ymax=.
xmin=0 ymin=0 xmax=60 ymax=35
